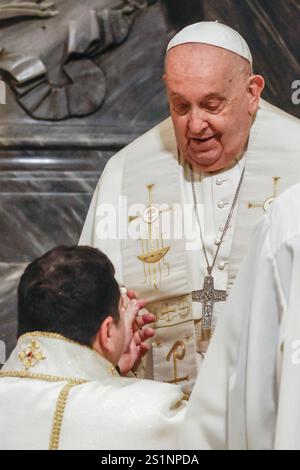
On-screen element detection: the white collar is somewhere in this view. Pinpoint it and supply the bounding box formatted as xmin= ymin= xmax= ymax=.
xmin=1 ymin=332 xmax=119 ymax=382
xmin=180 ymin=151 xmax=246 ymax=186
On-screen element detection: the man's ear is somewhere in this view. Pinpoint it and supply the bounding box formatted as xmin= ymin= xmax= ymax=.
xmin=92 ymin=316 xmax=114 ymax=356
xmin=247 ymin=74 xmax=265 ymax=114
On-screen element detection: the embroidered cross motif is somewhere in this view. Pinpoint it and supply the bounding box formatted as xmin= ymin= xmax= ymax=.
xmin=19 ymin=340 xmax=46 ymax=370
xmin=129 ymin=184 xmax=172 ymax=289
xmin=248 ymin=177 xmax=280 ymax=212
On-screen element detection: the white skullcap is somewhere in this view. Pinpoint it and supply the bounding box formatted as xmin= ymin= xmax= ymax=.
xmin=167 ymin=21 xmax=253 ymax=66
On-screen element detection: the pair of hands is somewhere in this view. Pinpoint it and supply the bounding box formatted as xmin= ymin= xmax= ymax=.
xmin=118 ymin=290 xmax=156 ymax=376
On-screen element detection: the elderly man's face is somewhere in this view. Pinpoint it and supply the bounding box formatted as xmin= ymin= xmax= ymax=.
xmin=164 ymin=44 xmax=264 ymax=172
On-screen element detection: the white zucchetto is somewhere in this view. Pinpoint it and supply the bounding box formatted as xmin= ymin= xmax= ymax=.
xmin=167 ymin=21 xmax=253 ymax=66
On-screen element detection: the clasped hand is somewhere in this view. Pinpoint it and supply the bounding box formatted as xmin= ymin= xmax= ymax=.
xmin=118 ymin=290 xmax=155 ymax=375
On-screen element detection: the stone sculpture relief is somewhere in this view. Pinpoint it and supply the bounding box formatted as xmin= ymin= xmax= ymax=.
xmin=0 ymin=0 xmax=157 ymax=120
xmin=0 ymin=0 xmax=58 ymax=20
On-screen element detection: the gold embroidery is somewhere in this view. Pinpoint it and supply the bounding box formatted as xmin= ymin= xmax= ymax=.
xmin=150 ymin=295 xmax=192 ymax=328
xmin=158 ymin=305 xmax=177 ymax=324
xmin=20 ymin=331 xmax=80 ymax=346
xmin=248 ymin=177 xmax=280 ymax=212
xmin=0 ymin=370 xmax=87 ymax=385
xmin=129 ymin=184 xmax=171 ymax=289
xmin=49 ymin=382 xmax=79 ymax=451
xmin=178 ymin=299 xmax=190 ymax=319
xmin=19 ymin=331 xmax=95 ymax=354
xmin=160 ymin=298 xmax=190 ymax=324
xmin=165 ymin=340 xmax=189 ymax=385
xmin=19 ymin=340 xmax=45 ymax=369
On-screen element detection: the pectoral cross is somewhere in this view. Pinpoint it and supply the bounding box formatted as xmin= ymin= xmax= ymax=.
xmin=192 ymin=276 xmax=227 ymax=343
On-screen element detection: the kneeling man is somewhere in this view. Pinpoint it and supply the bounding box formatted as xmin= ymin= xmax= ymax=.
xmin=0 ymin=246 xmax=186 ymax=450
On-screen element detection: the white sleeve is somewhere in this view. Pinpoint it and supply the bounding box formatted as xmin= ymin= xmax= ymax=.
xmin=61 ymin=380 xmax=187 ymax=450
xmin=181 ymin=217 xmax=279 ymax=450
xmin=273 ymin=234 xmax=300 ymax=450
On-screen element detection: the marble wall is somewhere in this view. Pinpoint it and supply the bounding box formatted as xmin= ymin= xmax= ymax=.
xmin=0 ymin=0 xmax=299 ymax=363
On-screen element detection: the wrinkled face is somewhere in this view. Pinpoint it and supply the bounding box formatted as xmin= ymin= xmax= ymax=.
xmin=165 ymin=44 xmax=262 ymax=172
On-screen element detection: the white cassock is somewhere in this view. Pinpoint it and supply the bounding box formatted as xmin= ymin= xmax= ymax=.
xmin=79 ymin=99 xmax=300 ymax=394
xmin=0 ymin=333 xmax=186 ymax=450
xmin=182 ymin=182 xmax=300 ymax=450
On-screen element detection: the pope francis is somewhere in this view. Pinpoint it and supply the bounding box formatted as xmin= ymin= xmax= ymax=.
xmin=0 ymin=246 xmax=186 ymax=450
xmin=80 ymin=22 xmax=300 ymax=393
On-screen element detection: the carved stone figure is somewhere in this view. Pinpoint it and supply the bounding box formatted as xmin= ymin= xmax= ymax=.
xmin=0 ymin=0 xmax=157 ymax=120
xmin=0 ymin=0 xmax=58 ymax=20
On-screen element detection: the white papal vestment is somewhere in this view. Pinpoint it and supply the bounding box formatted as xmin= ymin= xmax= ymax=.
xmin=0 ymin=333 xmax=186 ymax=450
xmin=80 ymin=99 xmax=300 ymax=393
xmin=182 ymin=183 xmax=300 ymax=450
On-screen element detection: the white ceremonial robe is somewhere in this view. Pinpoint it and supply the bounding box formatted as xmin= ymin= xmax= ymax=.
xmin=79 ymin=99 xmax=300 ymax=391
xmin=182 ymin=182 xmax=300 ymax=450
xmin=0 ymin=334 xmax=186 ymax=450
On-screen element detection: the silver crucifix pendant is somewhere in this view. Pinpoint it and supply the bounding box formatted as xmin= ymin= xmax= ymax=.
xmin=192 ymin=276 xmax=227 ymax=352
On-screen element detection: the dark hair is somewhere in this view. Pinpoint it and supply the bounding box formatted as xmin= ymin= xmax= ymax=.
xmin=17 ymin=246 xmax=121 ymax=346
